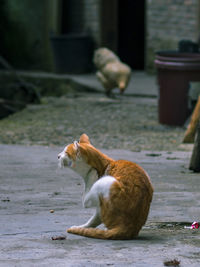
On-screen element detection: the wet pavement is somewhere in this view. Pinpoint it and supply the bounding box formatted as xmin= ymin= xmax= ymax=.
xmin=1 ymin=144 xmax=200 ymax=266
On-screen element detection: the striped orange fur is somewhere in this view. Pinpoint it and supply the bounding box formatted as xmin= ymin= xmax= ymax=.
xmin=58 ymin=134 xmax=153 ymax=240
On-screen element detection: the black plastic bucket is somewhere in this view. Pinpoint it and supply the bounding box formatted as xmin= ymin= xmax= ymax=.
xmin=50 ymin=33 xmax=93 ymax=74
xmin=155 ymin=51 xmax=200 ymax=126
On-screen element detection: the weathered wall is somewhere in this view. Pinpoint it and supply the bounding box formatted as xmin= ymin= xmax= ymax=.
xmin=82 ymin=0 xmax=200 ymax=71
xmin=146 ymin=0 xmax=199 ymax=70
xmin=1 ymin=0 xmax=199 ymax=72
xmin=83 ymin=0 xmax=101 ymax=46
xmin=64 ymin=0 xmax=101 ymax=45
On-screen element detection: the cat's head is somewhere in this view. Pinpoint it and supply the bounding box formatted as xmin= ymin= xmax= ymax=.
xmin=58 ymin=134 xmax=91 ymax=168
xmin=58 ymin=134 xmax=112 ymax=177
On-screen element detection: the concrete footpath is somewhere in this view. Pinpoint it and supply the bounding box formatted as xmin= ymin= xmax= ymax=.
xmin=68 ymin=71 xmax=158 ymax=97
xmin=8 ymin=70 xmax=158 ymax=98
xmin=1 ymin=144 xmax=200 ymax=266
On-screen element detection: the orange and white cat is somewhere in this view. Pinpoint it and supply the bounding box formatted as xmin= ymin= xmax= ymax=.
xmin=58 ymin=134 xmax=153 ymax=240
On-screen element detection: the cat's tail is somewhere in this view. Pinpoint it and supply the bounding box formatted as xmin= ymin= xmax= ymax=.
xmin=67 ymin=227 xmax=134 ymax=240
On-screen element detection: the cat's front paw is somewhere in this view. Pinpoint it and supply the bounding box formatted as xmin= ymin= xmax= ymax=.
xmin=67 ymin=224 xmax=86 ymax=233
xmin=67 ymin=225 xmax=78 ymax=230
xmin=67 ymin=226 xmax=82 ymax=234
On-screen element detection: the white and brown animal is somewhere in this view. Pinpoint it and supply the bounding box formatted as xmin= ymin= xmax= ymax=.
xmin=93 ymin=48 xmax=131 ymax=95
xmin=58 ymin=134 xmax=153 ymax=240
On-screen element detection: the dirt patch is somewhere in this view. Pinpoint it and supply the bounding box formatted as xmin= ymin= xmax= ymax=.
xmin=0 ymin=92 xmax=185 ymax=151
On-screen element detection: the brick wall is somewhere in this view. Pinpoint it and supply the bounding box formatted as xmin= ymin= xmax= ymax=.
xmin=62 ymin=0 xmax=200 ymax=71
xmin=146 ymin=0 xmax=199 ymax=70
xmin=65 ymin=0 xmax=101 ymax=46
xmin=83 ymin=0 xmax=101 ymax=46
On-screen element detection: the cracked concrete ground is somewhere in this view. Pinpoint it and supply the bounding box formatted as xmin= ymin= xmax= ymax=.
xmin=1 ymin=144 xmax=200 ymax=267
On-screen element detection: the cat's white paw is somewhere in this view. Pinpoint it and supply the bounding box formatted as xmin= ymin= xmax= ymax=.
xmin=68 ymin=225 xmax=79 ymax=229
xmin=67 ymin=226 xmax=78 ymax=233
xmin=68 ymin=224 xmax=86 ymax=230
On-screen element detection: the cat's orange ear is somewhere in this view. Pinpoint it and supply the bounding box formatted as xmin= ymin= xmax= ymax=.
xmin=79 ymin=133 xmax=90 ymax=144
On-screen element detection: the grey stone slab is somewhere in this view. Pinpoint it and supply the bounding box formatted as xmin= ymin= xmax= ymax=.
xmin=0 ymin=144 xmax=200 ymax=266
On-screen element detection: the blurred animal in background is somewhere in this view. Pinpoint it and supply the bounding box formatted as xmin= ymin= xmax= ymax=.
xmin=93 ymin=48 xmax=131 ymax=96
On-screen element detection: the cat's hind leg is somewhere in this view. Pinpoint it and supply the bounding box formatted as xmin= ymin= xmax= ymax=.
xmin=68 ymin=176 xmax=116 ymax=231
xmin=83 ymin=175 xmax=116 ymax=208
xmin=69 ymin=208 xmax=101 ymax=230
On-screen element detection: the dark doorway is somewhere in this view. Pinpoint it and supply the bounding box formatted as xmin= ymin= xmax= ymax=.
xmin=61 ymin=0 xmax=84 ymax=34
xmin=118 ymin=0 xmax=146 ymax=70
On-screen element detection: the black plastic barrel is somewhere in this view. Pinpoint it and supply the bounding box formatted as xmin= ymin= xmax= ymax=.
xmin=50 ymin=33 xmax=93 ymax=74
xmin=155 ymin=51 xmax=200 ymax=126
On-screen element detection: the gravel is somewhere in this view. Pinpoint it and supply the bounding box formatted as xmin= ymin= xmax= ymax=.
xmin=0 ymin=92 xmax=186 ymax=151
